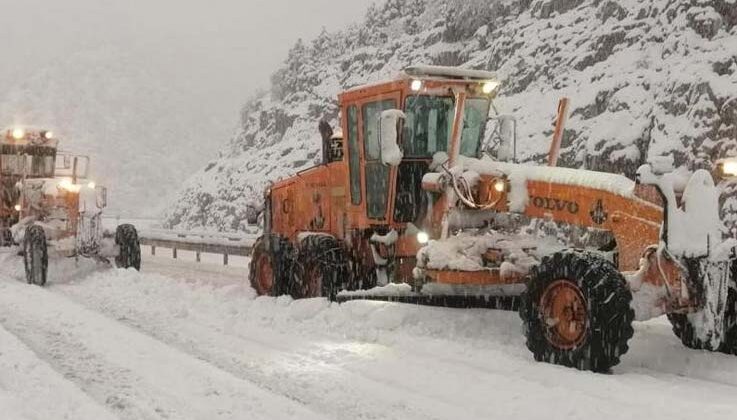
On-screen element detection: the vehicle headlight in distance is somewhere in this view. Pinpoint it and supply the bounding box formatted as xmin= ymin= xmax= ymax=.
xmin=417 ymin=231 xmax=430 ymax=245
xmin=11 ymin=128 xmax=25 ymax=140
xmin=59 ymin=178 xmax=81 ymax=193
xmin=721 ymin=159 xmax=737 ymax=177
xmin=482 ymin=81 xmax=499 ymax=94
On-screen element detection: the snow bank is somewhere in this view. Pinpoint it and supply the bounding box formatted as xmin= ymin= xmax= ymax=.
xmin=38 ymin=260 xmax=737 ymax=420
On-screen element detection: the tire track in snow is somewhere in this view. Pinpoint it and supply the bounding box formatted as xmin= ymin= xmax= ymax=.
xmin=53 ymin=266 xmax=737 ymax=420
xmin=0 ymin=277 xmax=326 ymax=420
xmin=57 ymin=284 xmax=482 ymax=420
xmin=0 ymin=323 xmax=118 ymax=420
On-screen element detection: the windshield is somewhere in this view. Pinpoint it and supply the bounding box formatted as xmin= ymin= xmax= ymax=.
xmin=403 ymin=96 xmax=453 ymax=158
xmin=0 ymin=154 xmax=55 ymax=177
xmin=460 ymin=98 xmax=490 ymax=157
xmin=402 ymin=96 xmax=490 ymax=158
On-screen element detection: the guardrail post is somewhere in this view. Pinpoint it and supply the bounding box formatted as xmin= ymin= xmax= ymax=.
xmin=196 ymin=251 xmax=201 ymax=263
xmin=151 ymin=245 xmax=156 ymax=256
xmin=223 ymin=253 xmax=229 ymax=266
xmin=173 ymin=248 xmax=178 ymax=259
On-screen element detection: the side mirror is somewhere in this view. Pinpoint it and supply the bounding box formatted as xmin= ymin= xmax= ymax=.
xmin=95 ymin=186 xmax=107 ymax=209
xmin=379 ymin=109 xmax=406 ymax=166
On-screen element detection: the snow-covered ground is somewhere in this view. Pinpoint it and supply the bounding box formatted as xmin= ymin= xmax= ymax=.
xmin=2 ymin=251 xmax=737 ymax=419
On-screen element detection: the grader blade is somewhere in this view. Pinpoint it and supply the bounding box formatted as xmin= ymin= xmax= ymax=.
xmin=336 ymin=292 xmax=520 ymax=311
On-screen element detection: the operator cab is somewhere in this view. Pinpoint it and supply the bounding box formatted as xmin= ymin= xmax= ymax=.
xmin=337 ymin=65 xmax=503 ymax=229
xmin=1 ymin=127 xmax=57 ymax=179
xmin=0 ymin=127 xmax=59 ymax=233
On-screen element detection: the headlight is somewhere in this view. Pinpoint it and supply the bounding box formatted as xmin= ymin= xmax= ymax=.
xmin=722 ymin=160 xmax=737 ymax=177
xmin=58 ymin=178 xmax=81 ymax=193
xmin=44 ymin=131 xmax=54 ymax=140
xmin=482 ymin=81 xmax=499 ymax=94
xmin=13 ymin=204 xmax=21 ymax=212
xmin=410 ymin=79 xmax=423 ymax=92
xmin=417 ymin=231 xmax=430 ymax=244
xmin=11 ymin=128 xmax=25 ymax=140
xmin=493 ymin=179 xmax=506 ymax=192
xmin=87 ymin=181 xmax=96 ymax=189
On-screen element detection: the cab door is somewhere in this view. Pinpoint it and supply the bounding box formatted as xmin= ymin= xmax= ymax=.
xmin=358 ymin=92 xmax=401 ymax=223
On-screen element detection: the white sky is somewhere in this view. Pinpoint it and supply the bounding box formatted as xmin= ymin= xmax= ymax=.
xmin=0 ymin=0 xmax=374 ymax=121
xmin=0 ymin=0 xmax=375 ymax=215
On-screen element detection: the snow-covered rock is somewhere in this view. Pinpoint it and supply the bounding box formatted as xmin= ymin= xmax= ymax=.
xmin=166 ymin=0 xmax=737 ymax=231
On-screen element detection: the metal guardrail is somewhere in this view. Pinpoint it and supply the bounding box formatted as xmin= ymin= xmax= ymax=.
xmin=138 ymin=228 xmax=259 ymax=265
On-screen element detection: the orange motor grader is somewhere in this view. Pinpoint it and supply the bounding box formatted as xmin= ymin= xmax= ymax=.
xmin=250 ymin=66 xmax=737 ymax=372
xmin=0 ymin=127 xmax=141 ymax=286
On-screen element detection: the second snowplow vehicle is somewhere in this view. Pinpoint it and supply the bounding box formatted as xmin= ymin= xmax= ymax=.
xmin=0 ymin=127 xmax=141 ymax=285
xmin=250 ymin=66 xmax=737 ymax=372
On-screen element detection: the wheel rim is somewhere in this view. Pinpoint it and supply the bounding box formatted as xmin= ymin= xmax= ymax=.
xmin=304 ymin=264 xmax=322 ymax=298
xmin=540 ymin=279 xmax=588 ymax=350
xmin=256 ymin=254 xmax=274 ymax=295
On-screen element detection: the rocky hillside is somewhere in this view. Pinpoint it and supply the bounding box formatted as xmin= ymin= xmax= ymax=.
xmin=165 ymin=0 xmax=737 ymax=231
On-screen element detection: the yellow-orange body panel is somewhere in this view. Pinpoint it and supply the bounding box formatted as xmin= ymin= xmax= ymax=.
xmin=426 ymin=178 xmax=664 ymax=288
xmin=521 ymin=181 xmax=662 ymax=272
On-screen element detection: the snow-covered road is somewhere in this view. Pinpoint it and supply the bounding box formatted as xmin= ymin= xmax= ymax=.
xmin=2 ymin=251 xmax=737 ymax=420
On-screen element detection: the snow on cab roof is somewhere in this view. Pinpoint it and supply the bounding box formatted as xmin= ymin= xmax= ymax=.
xmin=404 ymin=65 xmax=496 ymax=81
xmin=342 ymin=66 xmax=498 ymax=95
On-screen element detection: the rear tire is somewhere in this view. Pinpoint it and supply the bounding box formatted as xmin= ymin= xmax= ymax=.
xmin=293 ymin=235 xmax=350 ymax=301
xmin=115 ymin=224 xmax=141 ymax=270
xmin=722 ymin=286 xmax=737 ymax=354
xmin=249 ymin=234 xmax=294 ymax=296
xmin=668 ymin=261 xmax=737 ymax=354
xmin=669 ymin=287 xmax=737 ymax=354
xmin=520 ymin=250 xmax=634 ymax=372
xmin=23 ymin=225 xmax=48 ymax=286
xmin=0 ymin=227 xmax=13 ymax=247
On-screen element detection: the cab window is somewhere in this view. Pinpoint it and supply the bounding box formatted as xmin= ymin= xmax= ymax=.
xmin=346 ymin=105 xmax=361 ymax=205
xmin=459 ymin=98 xmax=489 ymax=158
xmin=403 ymin=96 xmax=454 ymax=158
xmin=362 ymin=99 xmax=396 ymax=219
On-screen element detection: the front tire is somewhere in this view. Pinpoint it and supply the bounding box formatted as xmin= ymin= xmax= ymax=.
xmin=520 ymin=251 xmax=634 ymax=372
xmin=115 ymin=224 xmax=141 ymax=270
xmin=23 ymin=225 xmax=48 ymax=286
xmin=249 ymin=234 xmax=294 ymax=296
